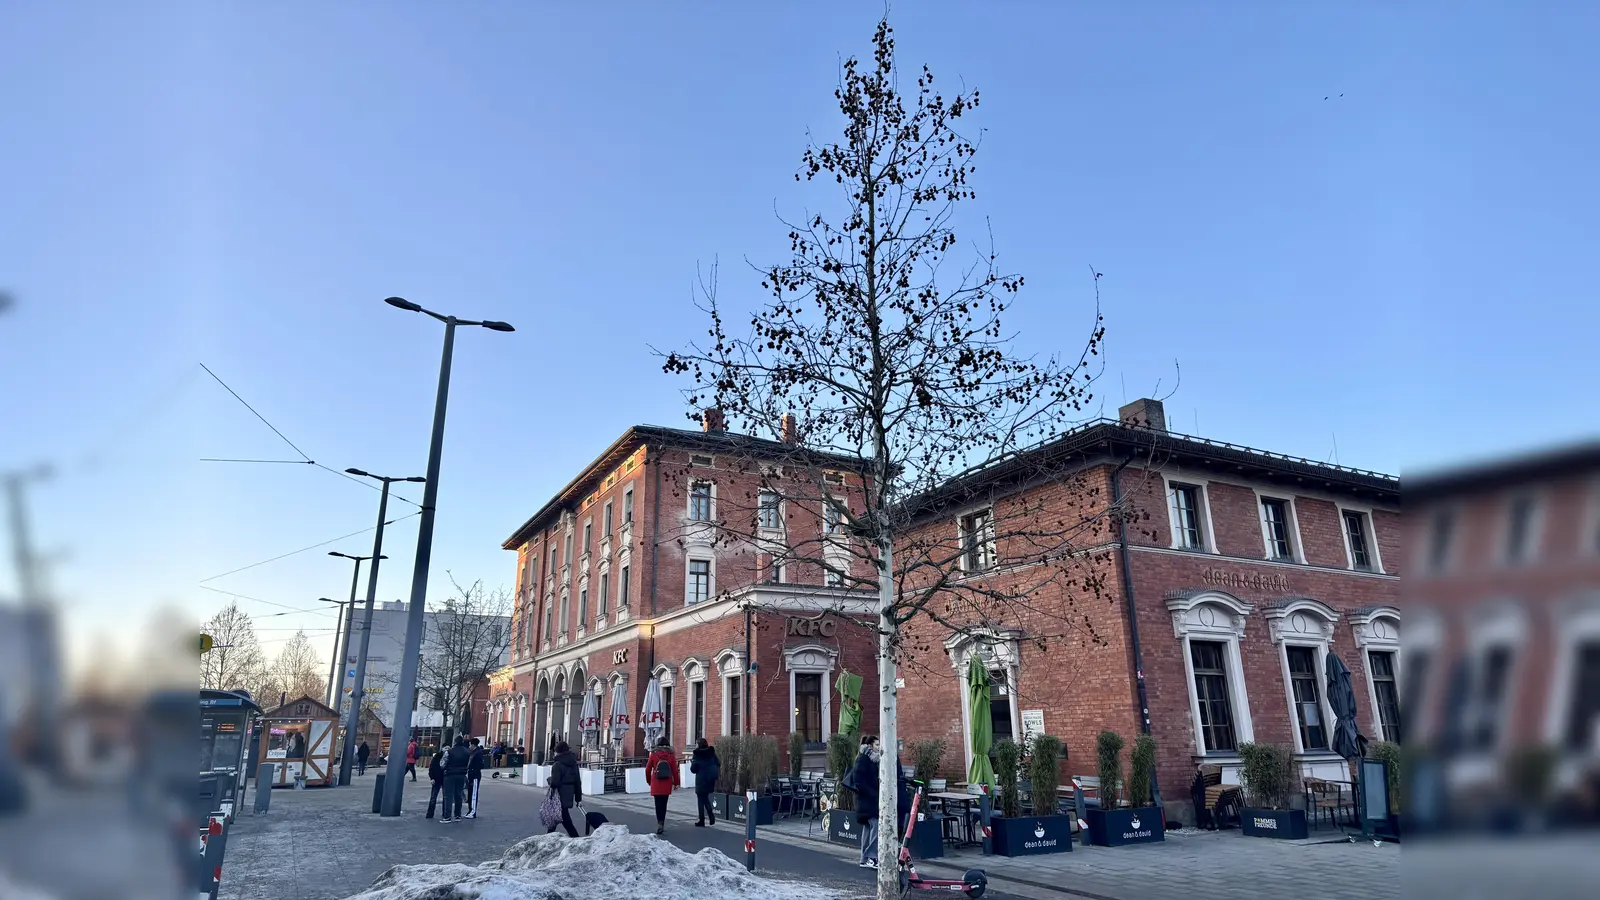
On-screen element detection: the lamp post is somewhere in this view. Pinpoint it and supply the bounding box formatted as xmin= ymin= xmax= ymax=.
xmin=336 ymin=471 xmax=422 ymax=786
xmin=325 ymin=551 xmax=379 ymax=708
xmin=379 ymin=296 xmax=512 ymax=816
xmin=318 ymin=596 xmax=349 ymax=708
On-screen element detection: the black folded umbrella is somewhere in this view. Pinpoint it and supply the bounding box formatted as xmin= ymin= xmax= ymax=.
xmin=1326 ymin=652 xmax=1362 ymax=761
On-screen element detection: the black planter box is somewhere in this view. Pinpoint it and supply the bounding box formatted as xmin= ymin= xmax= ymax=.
xmin=708 ymin=792 xmax=730 ymax=819
xmin=827 ymin=808 xmax=863 ymax=844
xmin=1240 ymin=807 xmax=1308 ymax=840
xmin=992 ymin=814 xmax=1074 ymax=856
xmin=904 ymin=810 xmax=945 ymax=859
xmin=1084 ymin=807 xmax=1164 ymax=847
xmin=728 ymin=793 xmax=775 ymax=826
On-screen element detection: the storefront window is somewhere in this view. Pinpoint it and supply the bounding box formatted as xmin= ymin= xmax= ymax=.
xmin=795 ymin=673 xmax=823 ymax=744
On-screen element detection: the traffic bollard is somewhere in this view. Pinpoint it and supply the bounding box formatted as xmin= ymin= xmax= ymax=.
xmin=253 ymin=764 xmax=274 ymax=814
xmin=745 ymin=791 xmax=757 ymax=872
xmin=372 ymin=773 xmax=386 ymax=814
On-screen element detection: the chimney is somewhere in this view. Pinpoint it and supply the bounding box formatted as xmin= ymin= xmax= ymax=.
xmin=779 ymin=413 xmax=798 ymax=445
xmin=1118 ymin=398 xmax=1167 ymax=432
xmin=701 ymin=408 xmax=727 ymax=433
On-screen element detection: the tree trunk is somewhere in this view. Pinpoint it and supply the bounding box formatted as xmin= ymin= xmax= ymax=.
xmin=876 ymin=535 xmax=899 ymax=900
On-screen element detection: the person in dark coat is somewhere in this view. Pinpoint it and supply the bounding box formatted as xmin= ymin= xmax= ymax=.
xmin=425 ymin=750 xmax=446 ymax=819
xmin=690 ymin=739 xmax=720 ymax=827
xmin=356 ymin=741 xmax=370 ymax=775
xmin=895 ymin=753 xmax=913 ymax=837
xmin=465 ymin=738 xmax=486 ymax=819
xmin=546 ymin=741 xmax=582 ymax=837
xmin=441 ymin=736 xmax=471 ymax=823
xmin=851 ymin=735 xmax=882 ymax=868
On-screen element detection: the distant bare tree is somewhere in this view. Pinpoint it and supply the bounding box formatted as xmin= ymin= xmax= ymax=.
xmin=258 ymin=630 xmax=324 ymax=707
xmin=417 ymin=575 xmax=512 ymax=744
xmin=200 ymin=601 xmax=268 ymax=696
xmin=664 ymin=20 xmax=1122 ymax=897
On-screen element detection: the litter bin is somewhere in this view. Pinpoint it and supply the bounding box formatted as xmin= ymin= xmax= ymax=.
xmin=371 ymin=773 xmax=386 ymax=813
xmin=509 ymin=753 xmax=524 ymax=767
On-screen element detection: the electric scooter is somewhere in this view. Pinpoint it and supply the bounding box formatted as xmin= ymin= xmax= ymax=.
xmin=896 ymin=783 xmax=987 ymax=898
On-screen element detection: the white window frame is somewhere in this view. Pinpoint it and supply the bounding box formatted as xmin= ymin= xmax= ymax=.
xmin=1265 ymin=599 xmax=1341 ymax=754
xmin=686 ymin=557 xmax=714 ymax=605
xmin=1337 ymin=505 xmax=1385 ymax=573
xmin=603 ymin=500 xmax=614 ymax=536
xmin=958 ymin=506 xmax=997 ymax=572
xmin=1543 ymin=593 xmax=1600 ymax=755
xmin=682 ymin=658 xmax=707 ymax=746
xmin=945 ymin=630 xmax=1023 ymax=777
xmin=623 ymin=484 xmax=636 ymax=525
xmin=1500 ymin=491 xmax=1543 ymax=568
xmin=758 ymin=490 xmax=784 ymax=532
xmin=784 ymin=644 xmax=837 ymax=746
xmin=617 ymin=563 xmax=631 ymax=619
xmin=597 ymin=570 xmax=610 ymax=621
xmin=1254 ymin=491 xmax=1305 ymax=564
xmin=1349 ymin=606 xmax=1402 ymax=743
xmin=688 ymin=479 xmax=716 ymax=523
xmin=1167 ymin=591 xmax=1255 ymax=756
xmin=1464 ymin=600 xmax=1528 ymax=759
xmin=717 ymin=649 xmax=748 ymax=736
xmin=1163 ymin=475 xmax=1217 ymax=553
xmin=1418 ymin=504 xmax=1461 ymax=575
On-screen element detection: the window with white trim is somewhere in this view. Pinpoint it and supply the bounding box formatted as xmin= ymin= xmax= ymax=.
xmin=688 ymin=559 xmax=711 ymax=604
xmin=1260 ymin=496 xmax=1298 ymax=561
xmin=1191 ymin=641 xmax=1238 ymax=752
xmin=577 ymin=586 xmax=588 ymax=626
xmin=960 ymin=508 xmax=996 ymax=571
xmin=1342 ymin=510 xmax=1375 ymax=571
xmin=623 ymin=486 xmax=635 ymax=524
xmin=759 ymin=491 xmax=782 ymax=530
xmin=689 ymin=481 xmax=713 ymax=522
xmin=583 ymin=521 xmax=592 ymax=555
xmin=1170 ymin=483 xmax=1209 ymax=550
xmin=1469 ymin=645 xmax=1514 ymax=751
xmin=598 ymin=571 xmax=610 ymax=620
xmin=603 ymin=500 xmax=614 ymax=536
xmin=558 ymin=590 xmax=570 ymax=636
xmin=1286 ymin=646 xmax=1328 ymax=750
xmin=1504 ymin=494 xmax=1538 ymax=565
xmin=690 ymin=678 xmax=706 ymax=744
xmin=542 ymin=594 xmax=553 ymax=645
xmin=1426 ymin=508 xmax=1455 ymax=573
xmin=619 ymin=564 xmax=631 ymax=613
xmin=1368 ymin=650 xmax=1401 ymax=743
xmin=727 ymin=676 xmax=743 ymax=735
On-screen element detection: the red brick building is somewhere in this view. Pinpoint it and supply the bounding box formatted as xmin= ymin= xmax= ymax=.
xmin=892 ymin=399 xmax=1401 ymax=825
xmin=1405 ymin=441 xmax=1600 ymax=811
xmin=502 ymin=415 xmax=881 ymax=765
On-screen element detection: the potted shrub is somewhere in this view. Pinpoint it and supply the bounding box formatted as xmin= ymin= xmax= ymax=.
xmin=1086 ymin=733 xmax=1164 ymax=846
xmin=1238 ymin=742 xmax=1306 ymax=839
xmin=989 ymin=736 xmax=1071 ymax=855
xmin=909 ymin=738 xmax=948 ymax=792
xmin=824 ymin=733 xmax=858 ymax=843
xmin=788 ymin=732 xmax=805 ymax=779
xmin=729 ymin=735 xmax=779 ymax=826
xmin=709 ymin=734 xmax=744 ymax=820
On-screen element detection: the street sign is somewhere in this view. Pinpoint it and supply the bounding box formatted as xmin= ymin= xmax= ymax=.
xmin=199 ymin=634 xmax=215 ymax=655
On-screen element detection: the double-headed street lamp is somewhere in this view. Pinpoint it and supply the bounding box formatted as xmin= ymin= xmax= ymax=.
xmin=379 ymin=297 xmax=512 ymax=817
xmin=336 ymin=469 xmax=424 ymax=787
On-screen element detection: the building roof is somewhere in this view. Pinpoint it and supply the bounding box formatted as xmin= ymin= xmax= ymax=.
xmin=1405 ymin=439 xmax=1600 ymax=502
xmin=502 ymin=423 xmax=867 ymax=550
xmin=902 ymin=418 xmax=1399 ymax=523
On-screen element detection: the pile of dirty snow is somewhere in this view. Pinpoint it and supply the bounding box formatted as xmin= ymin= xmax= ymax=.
xmin=342 ymin=824 xmax=836 ymax=900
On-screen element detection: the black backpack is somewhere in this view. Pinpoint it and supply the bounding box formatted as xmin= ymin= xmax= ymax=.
xmin=656 ymin=757 xmax=673 ymax=781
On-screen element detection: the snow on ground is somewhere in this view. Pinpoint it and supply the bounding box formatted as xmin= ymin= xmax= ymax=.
xmin=341 ymin=824 xmax=848 ymax=900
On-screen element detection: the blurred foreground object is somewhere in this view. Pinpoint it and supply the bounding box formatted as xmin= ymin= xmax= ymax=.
xmin=1404 ymin=439 xmax=1600 ymax=897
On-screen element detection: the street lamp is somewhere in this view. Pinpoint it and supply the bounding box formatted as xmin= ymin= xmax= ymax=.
xmin=336 ymin=471 xmax=422 ymax=787
xmin=379 ymin=296 xmax=512 ymax=817
xmin=325 ymin=554 xmax=382 ymax=711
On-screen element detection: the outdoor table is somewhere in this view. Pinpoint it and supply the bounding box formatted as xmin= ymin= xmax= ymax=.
xmin=929 ymin=791 xmax=981 ymax=846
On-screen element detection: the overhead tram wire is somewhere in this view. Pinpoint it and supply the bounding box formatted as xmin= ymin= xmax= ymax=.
xmin=198 ymin=585 xmax=339 ymax=617
xmin=198 ymin=362 xmax=313 ymax=461
xmin=195 ymin=511 xmax=420 ymax=584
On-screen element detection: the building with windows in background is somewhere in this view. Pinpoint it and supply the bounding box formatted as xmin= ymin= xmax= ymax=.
xmin=893 ymin=399 xmax=1401 ymax=826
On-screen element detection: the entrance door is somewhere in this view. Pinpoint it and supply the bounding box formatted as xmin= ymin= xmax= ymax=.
xmin=989 ymin=670 xmax=1014 ymax=745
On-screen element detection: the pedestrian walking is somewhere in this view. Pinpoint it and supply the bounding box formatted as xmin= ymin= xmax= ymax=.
xmin=690 ymin=738 xmax=720 ymax=827
xmin=465 ymin=738 xmax=485 ymax=819
xmin=848 ymin=734 xmax=882 ymax=869
xmin=424 ymin=750 xmax=446 ymax=819
xmin=546 ymin=741 xmax=582 ymax=837
xmin=515 ymin=741 xmax=526 ymax=765
xmin=440 ymin=736 xmax=471 ymax=823
xmin=405 ymin=739 xmax=419 ymax=782
xmin=646 ymin=736 xmax=679 ymax=835
xmin=356 ymin=741 xmax=370 ymax=776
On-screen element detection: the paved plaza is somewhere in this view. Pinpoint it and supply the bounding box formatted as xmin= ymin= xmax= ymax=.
xmin=215 ymin=770 xmax=1404 ymax=900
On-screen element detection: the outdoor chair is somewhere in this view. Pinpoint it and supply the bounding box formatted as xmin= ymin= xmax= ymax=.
xmin=1304 ymin=778 xmax=1353 ymax=829
xmin=790 ymin=778 xmax=820 ymax=819
xmin=1193 ymin=765 xmax=1242 ymax=829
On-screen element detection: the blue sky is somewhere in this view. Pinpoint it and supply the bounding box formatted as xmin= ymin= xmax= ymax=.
xmin=1 ymin=2 xmax=1594 ymax=675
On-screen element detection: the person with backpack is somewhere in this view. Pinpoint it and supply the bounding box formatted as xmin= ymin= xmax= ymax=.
xmin=645 ymin=736 xmax=679 ymax=835
xmin=465 ymin=738 xmax=486 ymax=819
xmin=424 ymin=749 xmax=446 ymax=819
xmin=545 ymin=741 xmax=582 ymax=837
xmin=689 ymin=738 xmax=720 ymax=827
xmin=849 ymin=734 xmax=882 ymax=869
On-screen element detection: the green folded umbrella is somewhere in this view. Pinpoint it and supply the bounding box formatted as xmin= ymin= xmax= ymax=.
xmin=967 ymin=655 xmax=995 ymax=791
xmin=836 ymin=670 xmax=863 ymax=739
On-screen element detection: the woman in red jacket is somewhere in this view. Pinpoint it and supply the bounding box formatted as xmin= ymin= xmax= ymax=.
xmin=645 ymin=737 xmax=680 ymax=835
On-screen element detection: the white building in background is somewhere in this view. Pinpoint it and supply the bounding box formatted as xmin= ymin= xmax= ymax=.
xmin=330 ymin=601 xmax=510 ymax=743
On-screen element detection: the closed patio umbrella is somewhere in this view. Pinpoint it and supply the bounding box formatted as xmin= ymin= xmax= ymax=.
xmin=577 ymin=688 xmax=600 ymax=752
xmin=607 ymin=680 xmax=630 ymax=755
xmin=835 ymin=670 xmax=863 ymax=739
xmin=638 ymin=677 xmax=665 ymax=748
xmin=1326 ymin=651 xmax=1363 ymax=763
xmin=967 ymin=655 xmax=995 ymax=791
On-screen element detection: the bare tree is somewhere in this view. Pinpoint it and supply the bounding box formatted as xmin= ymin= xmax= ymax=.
xmin=200 ymin=601 xmax=267 ymax=696
xmin=417 ymin=575 xmax=512 ymax=745
xmin=664 ymin=20 xmax=1121 ymax=896
xmin=258 ymin=630 xmax=324 ymax=707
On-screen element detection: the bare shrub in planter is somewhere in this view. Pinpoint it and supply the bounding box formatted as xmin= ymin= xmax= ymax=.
xmin=1096 ymin=731 xmax=1125 ymax=808
xmin=1127 ymin=734 xmax=1156 ymax=808
xmin=995 ymin=739 xmax=1022 ymax=818
xmin=1238 ymin=742 xmax=1305 ymax=839
xmin=788 ymin=732 xmax=805 ymax=778
xmin=909 ymin=738 xmax=948 ymax=787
